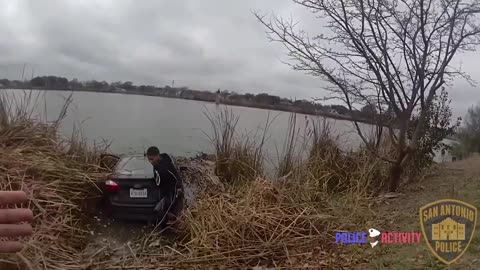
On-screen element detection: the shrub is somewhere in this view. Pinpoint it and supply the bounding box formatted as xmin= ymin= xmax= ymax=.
xmin=405 ymin=88 xmax=460 ymax=180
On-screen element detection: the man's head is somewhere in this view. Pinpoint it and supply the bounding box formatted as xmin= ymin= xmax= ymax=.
xmin=146 ymin=146 xmax=161 ymax=164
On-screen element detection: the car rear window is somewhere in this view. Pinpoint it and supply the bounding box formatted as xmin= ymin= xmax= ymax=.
xmin=116 ymin=156 xmax=152 ymax=173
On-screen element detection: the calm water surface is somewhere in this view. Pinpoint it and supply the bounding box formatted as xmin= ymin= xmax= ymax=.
xmin=3 ymin=89 xmax=387 ymax=164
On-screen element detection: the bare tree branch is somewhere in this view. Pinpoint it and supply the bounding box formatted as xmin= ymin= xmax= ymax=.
xmin=255 ymin=0 xmax=480 ymax=191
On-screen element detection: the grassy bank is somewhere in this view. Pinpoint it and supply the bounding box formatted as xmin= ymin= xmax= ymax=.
xmin=352 ymin=157 xmax=480 ymax=270
xmin=1 ymin=94 xmax=444 ymax=269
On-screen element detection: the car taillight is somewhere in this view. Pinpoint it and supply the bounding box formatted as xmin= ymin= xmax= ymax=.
xmin=105 ymin=180 xmax=119 ymax=192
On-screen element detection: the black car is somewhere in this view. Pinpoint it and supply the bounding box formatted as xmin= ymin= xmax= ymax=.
xmin=103 ymin=155 xmax=162 ymax=221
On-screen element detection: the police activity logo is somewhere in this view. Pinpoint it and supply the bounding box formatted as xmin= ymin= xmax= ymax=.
xmin=419 ymin=199 xmax=478 ymax=265
xmin=335 ymin=228 xmax=421 ymax=247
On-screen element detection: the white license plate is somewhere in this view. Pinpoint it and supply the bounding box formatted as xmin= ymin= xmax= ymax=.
xmin=129 ymin=188 xmax=148 ymax=198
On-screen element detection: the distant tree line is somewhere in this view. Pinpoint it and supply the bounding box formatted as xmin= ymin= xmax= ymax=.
xmin=0 ymin=76 xmax=380 ymax=122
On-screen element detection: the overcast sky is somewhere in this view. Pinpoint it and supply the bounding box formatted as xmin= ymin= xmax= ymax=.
xmin=0 ymin=0 xmax=479 ymax=119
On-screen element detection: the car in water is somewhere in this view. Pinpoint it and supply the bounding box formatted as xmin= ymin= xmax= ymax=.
xmin=103 ymin=155 xmax=162 ymax=221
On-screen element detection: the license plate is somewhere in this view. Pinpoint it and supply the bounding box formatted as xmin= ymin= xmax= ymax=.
xmin=129 ymin=188 xmax=147 ymax=198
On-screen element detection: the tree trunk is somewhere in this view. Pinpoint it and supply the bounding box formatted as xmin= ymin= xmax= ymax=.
xmin=388 ymin=162 xmax=403 ymax=192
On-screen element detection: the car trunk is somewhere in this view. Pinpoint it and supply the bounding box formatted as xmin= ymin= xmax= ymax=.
xmin=110 ymin=178 xmax=159 ymax=205
xmin=109 ymin=156 xmax=159 ymax=205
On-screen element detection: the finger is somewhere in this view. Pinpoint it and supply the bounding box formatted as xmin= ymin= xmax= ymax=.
xmin=0 ymin=209 xmax=33 ymax=223
xmin=0 ymin=191 xmax=28 ymax=206
xmin=0 ymin=241 xmax=24 ymax=253
xmin=0 ymin=224 xmax=33 ymax=238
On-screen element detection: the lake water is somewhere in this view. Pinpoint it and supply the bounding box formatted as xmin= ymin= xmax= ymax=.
xmin=2 ymin=89 xmax=450 ymax=166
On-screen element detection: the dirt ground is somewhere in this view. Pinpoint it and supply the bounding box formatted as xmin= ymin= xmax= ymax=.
xmin=351 ymin=156 xmax=480 ymax=269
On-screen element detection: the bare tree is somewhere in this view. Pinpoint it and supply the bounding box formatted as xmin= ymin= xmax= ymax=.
xmin=255 ymin=0 xmax=480 ymax=191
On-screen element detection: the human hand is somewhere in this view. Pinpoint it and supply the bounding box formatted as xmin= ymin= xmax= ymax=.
xmin=0 ymin=191 xmax=33 ymax=253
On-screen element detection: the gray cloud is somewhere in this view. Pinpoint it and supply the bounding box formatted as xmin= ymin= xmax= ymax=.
xmin=0 ymin=0 xmax=478 ymax=119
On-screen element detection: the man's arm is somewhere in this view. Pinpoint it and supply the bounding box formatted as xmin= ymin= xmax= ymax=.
xmin=164 ymin=154 xmax=182 ymax=189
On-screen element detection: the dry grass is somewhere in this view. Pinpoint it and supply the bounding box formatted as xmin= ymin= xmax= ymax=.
xmin=80 ymin=178 xmax=352 ymax=270
xmin=0 ymin=92 xmax=388 ymax=269
xmin=169 ymin=179 xmax=347 ymax=268
xmin=204 ymin=107 xmax=266 ymax=184
xmin=276 ymin=114 xmax=389 ymax=199
xmin=0 ymin=91 xmax=111 ymax=270
xmin=276 ymin=113 xmax=304 ymax=178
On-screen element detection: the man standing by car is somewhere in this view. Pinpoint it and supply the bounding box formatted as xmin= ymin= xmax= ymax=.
xmin=145 ymin=146 xmax=184 ymax=225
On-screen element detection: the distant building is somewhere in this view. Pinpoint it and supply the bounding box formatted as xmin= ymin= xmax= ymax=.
xmin=225 ymin=94 xmax=237 ymax=101
xmin=180 ymin=89 xmax=195 ymax=99
xmin=433 ymin=138 xmax=458 ymax=163
xmin=115 ymin=87 xmax=127 ymax=93
xmin=194 ymin=91 xmax=216 ymax=101
xmin=328 ymin=108 xmax=338 ymax=114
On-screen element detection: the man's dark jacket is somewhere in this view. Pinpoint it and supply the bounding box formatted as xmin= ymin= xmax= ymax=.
xmin=153 ymin=153 xmax=183 ymax=196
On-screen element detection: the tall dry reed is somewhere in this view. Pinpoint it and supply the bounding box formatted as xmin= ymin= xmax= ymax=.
xmin=204 ymin=106 xmax=267 ymax=184
xmin=276 ymin=113 xmax=302 ymax=178
xmin=0 ymin=90 xmax=111 ymax=270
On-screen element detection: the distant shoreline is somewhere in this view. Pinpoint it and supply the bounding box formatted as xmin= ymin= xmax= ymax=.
xmin=2 ymin=87 xmax=377 ymax=125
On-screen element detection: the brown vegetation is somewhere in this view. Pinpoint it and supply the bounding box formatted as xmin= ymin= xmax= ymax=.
xmin=0 ymin=93 xmax=111 ymax=269
xmin=0 ymin=94 xmax=442 ymax=269
xmin=204 ymin=108 xmax=266 ymax=184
